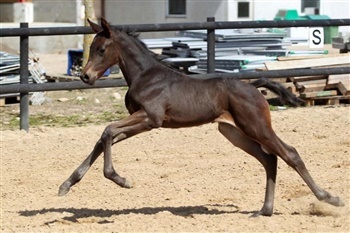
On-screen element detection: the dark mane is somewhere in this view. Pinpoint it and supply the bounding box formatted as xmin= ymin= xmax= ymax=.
xmin=113 ymin=27 xmax=174 ymax=69
xmin=112 ymin=27 xmax=141 ymax=40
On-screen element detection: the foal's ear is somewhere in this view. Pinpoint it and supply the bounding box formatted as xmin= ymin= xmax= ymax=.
xmin=100 ymin=17 xmax=112 ymax=37
xmin=87 ymin=18 xmax=102 ymax=33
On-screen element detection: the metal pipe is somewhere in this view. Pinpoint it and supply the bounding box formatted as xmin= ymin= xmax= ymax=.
xmin=1 ymin=19 xmax=349 ymax=37
xmin=0 ymin=79 xmax=127 ymax=94
xmin=206 ymin=17 xmax=215 ymax=73
xmin=1 ymin=67 xmax=349 ymax=94
xmin=193 ymin=66 xmax=350 ymax=80
xmin=19 ymin=22 xmax=29 ymax=132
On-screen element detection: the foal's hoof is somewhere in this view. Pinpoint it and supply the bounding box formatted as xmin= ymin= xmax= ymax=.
xmin=338 ymin=199 xmax=345 ymax=207
xmin=250 ymin=209 xmax=273 ymax=218
xmin=122 ymin=179 xmax=132 ymax=189
xmin=324 ymin=196 xmax=345 ymax=207
xmin=58 ymin=183 xmax=70 ymax=196
xmin=250 ymin=212 xmax=261 ymax=218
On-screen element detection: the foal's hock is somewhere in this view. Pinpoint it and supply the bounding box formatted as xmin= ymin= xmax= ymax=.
xmin=58 ymin=18 xmax=344 ymax=217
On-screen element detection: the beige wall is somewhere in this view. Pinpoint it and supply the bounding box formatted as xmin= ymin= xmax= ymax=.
xmin=104 ymin=0 xmax=227 ymax=38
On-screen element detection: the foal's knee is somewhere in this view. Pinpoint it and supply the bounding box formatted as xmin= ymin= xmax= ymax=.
xmin=101 ymin=125 xmax=114 ymax=144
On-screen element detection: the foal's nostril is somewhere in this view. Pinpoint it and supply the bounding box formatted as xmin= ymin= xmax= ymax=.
xmin=80 ymin=74 xmax=89 ymax=83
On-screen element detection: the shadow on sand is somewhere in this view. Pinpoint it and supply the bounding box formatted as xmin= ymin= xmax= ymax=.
xmin=19 ymin=204 xmax=260 ymax=223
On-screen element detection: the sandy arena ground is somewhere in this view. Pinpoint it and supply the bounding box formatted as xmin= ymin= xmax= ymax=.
xmin=1 ymin=46 xmax=350 ymax=232
xmin=1 ymin=104 xmax=349 ymax=232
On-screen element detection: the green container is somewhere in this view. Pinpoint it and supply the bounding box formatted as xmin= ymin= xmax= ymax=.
xmin=306 ymin=15 xmax=338 ymax=44
xmin=305 ymin=15 xmax=330 ymax=20
xmin=274 ymin=11 xmax=339 ymax=44
xmin=274 ymin=9 xmax=303 ymax=20
xmin=323 ymin=26 xmax=339 ymax=44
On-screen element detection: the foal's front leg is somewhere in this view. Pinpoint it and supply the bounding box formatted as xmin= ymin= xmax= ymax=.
xmin=58 ymin=110 xmax=152 ymax=196
xmin=58 ymin=140 xmax=103 ymax=196
xmin=101 ymin=109 xmax=154 ymax=188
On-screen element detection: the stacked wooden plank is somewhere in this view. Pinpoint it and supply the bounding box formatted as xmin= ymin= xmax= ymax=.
xmin=264 ymin=54 xmax=350 ymax=106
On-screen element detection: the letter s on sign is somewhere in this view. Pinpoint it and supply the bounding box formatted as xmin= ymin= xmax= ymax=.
xmin=309 ymin=27 xmax=324 ymax=48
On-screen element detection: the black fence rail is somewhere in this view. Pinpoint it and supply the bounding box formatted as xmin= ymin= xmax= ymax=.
xmin=1 ymin=18 xmax=350 ymax=36
xmin=2 ymin=67 xmax=350 ymax=94
xmin=1 ymin=18 xmax=350 ymax=131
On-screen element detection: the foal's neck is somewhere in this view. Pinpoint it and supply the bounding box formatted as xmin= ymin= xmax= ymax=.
xmin=114 ymin=31 xmax=156 ymax=86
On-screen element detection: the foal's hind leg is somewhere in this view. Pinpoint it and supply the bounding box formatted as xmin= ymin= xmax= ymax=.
xmin=234 ymin=103 xmax=344 ymax=208
xmin=264 ymin=138 xmax=344 ymax=207
xmin=218 ymin=122 xmax=277 ymax=216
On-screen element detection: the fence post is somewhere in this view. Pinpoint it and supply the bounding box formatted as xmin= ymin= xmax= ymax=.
xmin=20 ymin=22 xmax=29 ymax=132
xmin=207 ymin=17 xmax=215 ymax=73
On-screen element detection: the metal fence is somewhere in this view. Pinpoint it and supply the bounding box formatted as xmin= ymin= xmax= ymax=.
xmin=1 ymin=17 xmax=350 ymax=131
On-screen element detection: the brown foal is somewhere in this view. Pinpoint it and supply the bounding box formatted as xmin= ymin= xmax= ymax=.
xmin=58 ymin=18 xmax=344 ymax=216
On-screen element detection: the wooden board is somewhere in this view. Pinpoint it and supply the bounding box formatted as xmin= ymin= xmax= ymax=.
xmin=265 ymin=55 xmax=350 ymax=70
xmin=300 ymin=90 xmax=338 ymax=98
xmin=0 ymin=98 xmax=5 ymax=107
xmin=337 ymin=82 xmax=350 ymax=95
xmin=327 ymin=74 xmax=350 ymax=95
xmin=294 ymin=79 xmax=327 ymax=91
xmin=281 ymin=82 xmax=297 ymax=94
xmin=288 ymin=75 xmax=327 ymax=83
xmin=303 ymin=95 xmax=350 ymax=106
xmin=299 ymin=83 xmax=327 ymax=93
xmin=327 ymin=74 xmax=349 ymax=85
xmin=271 ymin=77 xmax=287 ymax=83
xmin=277 ymin=53 xmax=350 ymax=61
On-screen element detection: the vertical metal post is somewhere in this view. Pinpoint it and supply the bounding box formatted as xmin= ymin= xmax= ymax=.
xmin=207 ymin=17 xmax=215 ymax=73
xmin=20 ymin=22 xmax=29 ymax=132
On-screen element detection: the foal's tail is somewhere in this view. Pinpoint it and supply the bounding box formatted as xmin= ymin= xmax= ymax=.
xmin=251 ymin=77 xmax=304 ymax=107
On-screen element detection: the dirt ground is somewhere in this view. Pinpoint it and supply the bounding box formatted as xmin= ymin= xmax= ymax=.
xmin=1 ymin=48 xmax=350 ymax=232
xmin=1 ymin=102 xmax=350 ymax=232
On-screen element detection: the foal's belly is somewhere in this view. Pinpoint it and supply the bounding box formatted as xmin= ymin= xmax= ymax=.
xmin=161 ymin=103 xmax=221 ymax=128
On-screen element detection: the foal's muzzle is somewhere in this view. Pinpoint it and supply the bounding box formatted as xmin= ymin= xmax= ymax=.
xmin=80 ymin=73 xmax=97 ymax=85
xmin=80 ymin=73 xmax=90 ymax=84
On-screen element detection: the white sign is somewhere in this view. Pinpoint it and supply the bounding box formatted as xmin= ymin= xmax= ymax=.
xmin=309 ymin=27 xmax=324 ymax=48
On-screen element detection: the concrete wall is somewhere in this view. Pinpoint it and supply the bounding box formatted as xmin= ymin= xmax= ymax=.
xmin=105 ymin=0 xmax=227 ymax=38
xmin=228 ymin=0 xmax=349 ymax=22
xmin=33 ymin=0 xmax=77 ymax=23
xmin=321 ymin=0 xmax=349 ymax=18
xmin=104 ymin=0 xmax=349 ymax=38
xmin=228 ymin=0 xmax=349 ymax=33
xmin=0 ymin=23 xmax=82 ymax=54
xmin=0 ymin=0 xmax=79 ymax=23
xmin=0 ymin=0 xmax=348 ymax=53
xmin=321 ymin=0 xmax=350 ymax=33
xmin=0 ymin=3 xmax=14 ymax=22
xmin=0 ymin=0 xmax=83 ymax=54
xmin=252 ymin=0 xmax=301 ymax=20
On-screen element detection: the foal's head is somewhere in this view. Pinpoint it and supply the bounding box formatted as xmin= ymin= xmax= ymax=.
xmin=81 ymin=18 xmax=119 ymax=85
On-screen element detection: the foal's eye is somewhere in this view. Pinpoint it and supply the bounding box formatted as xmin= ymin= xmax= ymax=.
xmin=99 ymin=48 xmax=105 ymax=54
